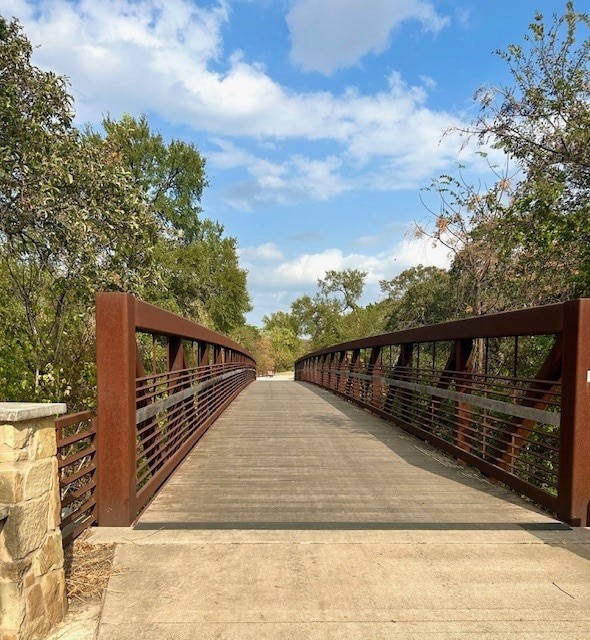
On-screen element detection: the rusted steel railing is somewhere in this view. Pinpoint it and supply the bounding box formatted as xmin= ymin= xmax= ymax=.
xmin=55 ymin=411 xmax=98 ymax=544
xmin=96 ymin=292 xmax=256 ymax=526
xmin=295 ymin=299 xmax=590 ymax=526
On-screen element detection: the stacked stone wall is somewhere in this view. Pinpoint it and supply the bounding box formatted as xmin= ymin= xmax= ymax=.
xmin=0 ymin=404 xmax=67 ymax=640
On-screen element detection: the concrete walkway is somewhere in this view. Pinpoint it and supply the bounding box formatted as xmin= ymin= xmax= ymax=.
xmin=92 ymin=380 xmax=590 ymax=639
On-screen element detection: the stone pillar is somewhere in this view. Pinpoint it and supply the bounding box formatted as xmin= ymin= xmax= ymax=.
xmin=0 ymin=403 xmax=67 ymax=640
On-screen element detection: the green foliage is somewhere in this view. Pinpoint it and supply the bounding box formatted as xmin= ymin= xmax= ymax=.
xmin=0 ymin=17 xmax=159 ymax=404
xmin=86 ymin=113 xmax=207 ymax=240
xmin=465 ymin=1 xmax=590 ymax=304
xmin=380 ymin=265 xmax=454 ymax=330
xmin=259 ymin=312 xmax=305 ymax=371
xmin=0 ymin=17 xmax=250 ymax=406
xmin=287 ymin=269 xmax=372 ymax=351
xmin=290 ymin=294 xmax=343 ymax=350
xmin=414 ymin=3 xmax=590 ymax=320
xmin=87 ymin=114 xmax=251 ymax=332
xmin=318 ymin=268 xmax=367 ymax=312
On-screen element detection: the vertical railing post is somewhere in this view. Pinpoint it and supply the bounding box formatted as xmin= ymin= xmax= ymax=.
xmin=455 ymin=338 xmax=474 ymax=454
xmin=168 ymin=337 xmax=190 ymax=454
xmin=326 ymin=353 xmax=335 ymax=390
xmin=369 ymin=347 xmax=383 ymax=409
xmin=337 ymin=351 xmax=347 ymax=393
xmin=558 ymin=299 xmax=590 ymax=526
xmin=350 ymin=349 xmax=361 ymax=400
xmin=96 ymin=292 xmax=137 ymax=526
xmin=199 ymin=343 xmax=210 ymax=376
xmin=397 ymin=343 xmax=414 ymax=422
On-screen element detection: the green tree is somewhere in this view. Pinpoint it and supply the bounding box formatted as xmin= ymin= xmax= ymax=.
xmin=464 ymin=2 xmax=590 ymax=301
xmin=417 ymin=169 xmax=513 ymax=317
xmin=318 ymin=268 xmax=367 ymax=312
xmin=290 ymin=294 xmax=342 ymax=350
xmin=380 ymin=265 xmax=453 ymax=330
xmin=287 ymin=269 xmax=372 ymax=350
xmin=260 ymin=311 xmax=305 ymax=371
xmin=86 ymin=114 xmax=251 ymax=331
xmin=0 ymin=17 xmax=158 ymax=403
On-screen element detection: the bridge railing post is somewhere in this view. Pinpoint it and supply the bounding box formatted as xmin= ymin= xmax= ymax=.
xmin=558 ymin=299 xmax=590 ymax=526
xmin=369 ymin=347 xmax=382 ymax=410
xmin=96 ymin=292 xmax=138 ymax=526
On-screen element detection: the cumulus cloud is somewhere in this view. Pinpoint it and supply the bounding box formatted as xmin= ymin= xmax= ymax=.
xmin=9 ymin=1 xmax=464 ymax=157
xmin=209 ymin=140 xmax=350 ymax=209
xmin=5 ymin=0 xmax=494 ymax=213
xmin=245 ymin=229 xmax=450 ymax=291
xmin=239 ymin=243 xmax=284 ymax=261
xmin=287 ymin=0 xmax=450 ymax=74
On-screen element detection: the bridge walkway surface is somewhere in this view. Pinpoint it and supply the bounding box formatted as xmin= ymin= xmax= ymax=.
xmin=92 ymin=379 xmax=590 ymax=639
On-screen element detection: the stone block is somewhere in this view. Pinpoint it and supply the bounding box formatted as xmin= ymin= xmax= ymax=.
xmin=23 ymin=458 xmax=54 ymax=501
xmin=32 ymin=531 xmax=64 ymax=577
xmin=0 ymin=423 xmax=31 ymax=453
xmin=0 ymin=579 xmax=25 ymax=631
xmin=25 ymin=583 xmax=44 ymax=622
xmin=47 ymin=487 xmax=62 ymax=532
xmin=0 ymin=554 xmax=31 ymax=582
xmin=32 ymin=421 xmax=58 ymax=460
xmin=41 ymin=569 xmax=67 ymax=625
xmin=2 ymin=498 xmax=49 ymax=560
xmin=0 ymin=465 xmax=23 ymax=503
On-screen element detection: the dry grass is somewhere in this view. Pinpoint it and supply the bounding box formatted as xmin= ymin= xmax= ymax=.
xmin=63 ymin=532 xmax=117 ymax=605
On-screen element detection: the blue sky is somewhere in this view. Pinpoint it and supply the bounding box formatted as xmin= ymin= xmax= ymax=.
xmin=1 ymin=0 xmax=569 ymax=325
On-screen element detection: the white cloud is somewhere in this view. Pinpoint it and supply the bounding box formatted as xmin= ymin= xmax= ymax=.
xmin=240 ymin=243 xmax=284 ymax=261
xmin=209 ymin=140 xmax=350 ymax=209
xmin=242 ymin=230 xmax=453 ymax=324
xmin=5 ymin=0 xmax=495 ymax=213
xmin=393 ymin=233 xmax=452 ymax=271
xmin=12 ymin=2 xmax=460 ymax=144
xmin=275 ymin=249 xmax=350 ymax=286
xmin=287 ymin=0 xmax=450 ymax=74
xmin=246 ymin=229 xmax=450 ymax=291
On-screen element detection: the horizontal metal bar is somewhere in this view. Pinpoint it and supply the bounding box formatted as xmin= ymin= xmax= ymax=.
xmin=61 ymin=495 xmax=97 ymax=528
xmin=61 ymin=479 xmax=97 ymax=509
xmin=61 ymin=514 xmax=96 ymax=546
xmin=57 ymin=427 xmax=96 ymax=449
xmin=335 ymin=370 xmax=561 ymax=427
xmin=135 ymin=376 xmax=254 ymax=510
xmin=135 ymin=368 xmax=251 ymax=424
xmin=59 ymin=463 xmax=95 ymax=488
xmin=55 ymin=410 xmax=95 ymax=430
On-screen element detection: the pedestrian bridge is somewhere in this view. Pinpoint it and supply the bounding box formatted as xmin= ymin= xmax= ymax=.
xmin=57 ymin=293 xmax=590 ymax=539
xmin=51 ymin=293 xmax=590 ymax=638
xmin=92 ymin=378 xmax=590 ymax=640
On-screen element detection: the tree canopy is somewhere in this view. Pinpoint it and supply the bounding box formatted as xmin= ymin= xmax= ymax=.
xmin=0 ymin=16 xmax=250 ymax=404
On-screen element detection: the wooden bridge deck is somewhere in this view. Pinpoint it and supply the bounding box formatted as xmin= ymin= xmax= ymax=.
xmin=95 ymin=380 xmax=590 ymax=639
xmin=137 ymin=379 xmax=557 ymax=529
